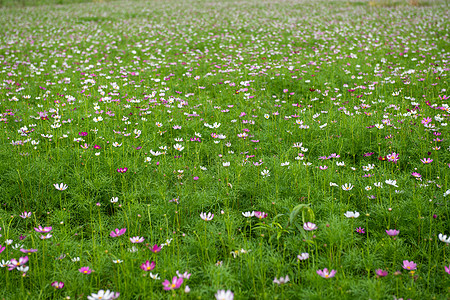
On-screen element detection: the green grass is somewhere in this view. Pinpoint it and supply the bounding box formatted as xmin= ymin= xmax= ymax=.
xmin=0 ymin=0 xmax=449 ymax=299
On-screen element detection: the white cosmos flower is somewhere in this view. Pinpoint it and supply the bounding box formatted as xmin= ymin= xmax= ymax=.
xmin=242 ymin=211 xmax=255 ymax=218
xmin=173 ymin=144 xmax=184 ymax=151
xmin=438 ymin=233 xmax=450 ymax=244
xmin=341 ymin=183 xmax=353 ymax=191
xmin=385 ymin=179 xmax=398 ymax=187
xmin=87 ymin=289 xmax=118 ymax=300
xmin=223 ymin=162 xmax=230 ymax=167
xmin=53 ymin=183 xmax=68 ymax=191
xmin=344 ymin=211 xmax=360 ymax=218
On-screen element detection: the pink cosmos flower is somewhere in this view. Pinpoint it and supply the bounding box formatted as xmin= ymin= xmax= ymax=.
xmin=0 ymin=245 xmax=5 ymax=254
xmin=273 ymin=275 xmax=290 ymax=284
xmin=445 ymin=265 xmax=450 ymax=275
xmin=402 ymin=260 xmax=417 ymax=270
xmin=79 ymin=266 xmax=93 ymax=274
xmin=8 ymin=256 xmax=28 ymax=270
xmin=140 ymin=260 xmax=155 ymax=271
xmin=356 ymin=227 xmax=365 ymax=234
xmin=19 ymin=212 xmax=32 ymax=219
xmin=110 ymin=228 xmax=126 ymax=237
xmin=176 ymin=270 xmax=192 ymax=279
xmin=51 ymin=281 xmax=64 ymax=289
xmin=317 ymin=268 xmax=336 ymax=278
xmin=386 ymin=229 xmax=399 ymax=236
xmin=420 ymin=158 xmax=433 ymax=164
xmin=386 ymin=152 xmax=399 ymax=163
xmin=117 ymin=167 xmax=128 ymax=173
xmin=303 ymin=222 xmax=318 ymax=231
xmin=297 ymin=253 xmax=309 ymax=261
xmin=150 ymin=244 xmax=162 ymax=253
xmin=254 ymin=211 xmax=267 ymax=219
xmin=375 ymin=269 xmax=388 ymax=277
xmin=34 ymin=225 xmax=52 ymax=233
xmin=20 ymin=248 xmax=37 ymax=253
xmin=162 ymin=276 xmax=184 ymax=290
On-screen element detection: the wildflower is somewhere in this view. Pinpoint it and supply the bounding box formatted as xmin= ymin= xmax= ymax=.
xmin=344 ymin=211 xmax=360 ymax=218
xmin=273 ymin=275 xmax=290 ymax=285
xmin=8 ymin=256 xmax=28 ymax=270
xmin=261 ymin=169 xmax=270 ymax=177
xmin=150 ymin=244 xmax=161 ymax=253
xmin=19 ymin=212 xmax=32 ymax=219
xmin=71 ymin=257 xmax=80 ymax=262
xmin=87 ymin=290 xmax=119 ymax=300
xmin=375 ymin=269 xmax=388 ymax=277
xmin=79 ymin=266 xmax=93 ymax=274
xmin=303 ymin=222 xmax=318 ymax=231
xmin=386 ymin=152 xmax=399 ymax=162
xmin=0 ymin=245 xmax=4 ymax=254
xmin=130 ymin=236 xmax=144 ymax=243
xmin=0 ymin=260 xmax=11 ymax=268
xmin=420 ymin=158 xmax=433 ymax=164
xmin=341 ymin=183 xmax=354 ymax=191
xmin=112 ymin=259 xmax=123 ymax=264
xmin=17 ymin=265 xmax=29 ymax=274
xmin=402 ymin=260 xmax=417 ymax=271
xmin=317 ymin=268 xmax=336 ymax=279
xmin=386 ymin=229 xmax=399 ymax=236
xmin=297 ymin=253 xmax=309 ymax=261
xmin=374 ymin=182 xmax=383 ymax=188
xmin=184 ymin=286 xmax=191 ymax=293
xmin=34 ymin=226 xmax=52 ymax=233
xmin=176 ymin=270 xmax=192 ymax=279
xmin=254 ymin=211 xmax=268 ymax=219
xmin=110 ymin=228 xmax=126 ymax=237
xmin=51 ymin=281 xmax=64 ymax=289
xmin=445 ymin=265 xmax=450 ymax=275
xmin=173 ymin=144 xmax=184 ymax=151
xmin=438 ymin=233 xmax=450 ymax=244
xmin=20 ymin=248 xmax=37 ymax=253
xmin=112 ymin=142 xmax=122 ymax=147
xmin=162 ymin=276 xmax=183 ymax=291
xmin=53 ymin=183 xmax=68 ymax=191
xmin=110 ymin=197 xmax=118 ymax=203
xmin=149 ymin=273 xmax=160 ymax=280
xmin=215 ymin=290 xmax=234 ymax=300
xmin=242 ymin=211 xmax=255 ymax=218
xmin=140 ymin=260 xmax=155 ymax=271
xmin=356 ymin=227 xmax=365 ymax=234
xmin=385 ymin=179 xmax=398 ymax=187
xmin=200 ymin=212 xmax=214 ymax=221
xmin=223 ymin=162 xmax=230 ymax=167
xmin=117 ymin=167 xmax=128 ymax=173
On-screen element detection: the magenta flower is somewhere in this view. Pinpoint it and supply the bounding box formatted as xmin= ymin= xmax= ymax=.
xmin=386 ymin=229 xmax=399 ymax=236
xmin=79 ymin=132 xmax=88 ymax=136
xmin=34 ymin=226 xmax=52 ymax=233
xmin=420 ymin=158 xmax=433 ymax=164
xmin=375 ymin=269 xmax=388 ymax=277
xmin=149 ymin=244 xmax=162 ymax=253
xmin=356 ymin=227 xmax=365 ymax=234
xmin=317 ymin=268 xmax=336 ymax=279
xmin=140 ymin=260 xmax=156 ymax=271
xmin=94 ymin=145 xmax=101 ymax=149
xmin=254 ymin=211 xmax=267 ymax=219
xmin=117 ymin=167 xmax=128 ymax=173
xmin=51 ymin=281 xmax=64 ymax=289
xmin=445 ymin=265 xmax=450 ymax=275
xmin=303 ymin=222 xmax=318 ymax=231
xmin=20 ymin=248 xmax=37 ymax=253
xmin=0 ymin=245 xmax=5 ymax=254
xmin=402 ymin=260 xmax=417 ymax=271
xmin=411 ymin=172 xmax=421 ymax=179
xmin=110 ymin=228 xmax=126 ymax=237
xmin=162 ymin=276 xmax=184 ymax=290
xmin=79 ymin=266 xmax=93 ymax=274
xmin=386 ymin=152 xmax=399 ymax=163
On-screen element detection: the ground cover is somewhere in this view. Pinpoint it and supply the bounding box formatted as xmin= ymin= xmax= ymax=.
xmin=0 ymin=0 xmax=449 ymax=299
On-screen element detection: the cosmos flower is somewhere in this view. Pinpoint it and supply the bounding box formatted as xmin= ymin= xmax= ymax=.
xmin=176 ymin=270 xmax=192 ymax=279
xmin=344 ymin=211 xmax=360 ymax=218
xmin=356 ymin=227 xmax=365 ymax=234
xmin=79 ymin=266 xmax=93 ymax=274
xmin=34 ymin=226 xmax=52 ymax=233
xmin=117 ymin=167 xmax=128 ymax=173
xmin=297 ymin=253 xmax=309 ymax=261
xmin=53 ymin=183 xmax=68 ymax=191
xmin=254 ymin=211 xmax=267 ymax=219
xmin=402 ymin=260 xmax=417 ymax=271
xmin=317 ymin=268 xmax=336 ymax=279
xmin=438 ymin=233 xmax=450 ymax=244
xmin=149 ymin=244 xmax=161 ymax=253
xmin=386 ymin=229 xmax=399 ymax=236
xmin=19 ymin=212 xmax=32 ymax=219
xmin=129 ymin=236 xmax=144 ymax=243
xmin=375 ymin=269 xmax=388 ymax=277
xmin=200 ymin=212 xmax=214 ymax=221
xmin=51 ymin=281 xmax=64 ymax=289
xmin=273 ymin=275 xmax=290 ymax=284
xmin=87 ymin=290 xmax=119 ymax=300
xmin=303 ymin=222 xmax=318 ymax=231
xmin=8 ymin=256 xmax=28 ymax=270
xmin=162 ymin=276 xmax=184 ymax=291
xmin=341 ymin=183 xmax=354 ymax=191
xmin=215 ymin=290 xmax=234 ymax=300
xmin=420 ymin=158 xmax=433 ymax=164
xmin=385 ymin=179 xmax=398 ymax=187
xmin=242 ymin=211 xmax=255 ymax=218
xmin=110 ymin=228 xmax=126 ymax=237
xmin=140 ymin=260 xmax=155 ymax=271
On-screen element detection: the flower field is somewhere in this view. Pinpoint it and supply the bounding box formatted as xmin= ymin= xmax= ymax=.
xmin=0 ymin=0 xmax=449 ymax=299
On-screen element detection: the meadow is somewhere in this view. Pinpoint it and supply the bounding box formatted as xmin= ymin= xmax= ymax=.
xmin=0 ymin=0 xmax=449 ymax=299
